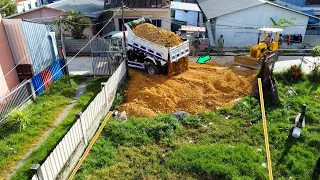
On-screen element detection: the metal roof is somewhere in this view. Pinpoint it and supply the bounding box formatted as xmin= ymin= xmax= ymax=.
xmin=47 ymin=0 xmax=105 ymax=17
xmin=109 ymin=0 xmax=170 ymax=8
xmin=197 ymin=0 xmax=320 ymax=20
xmin=171 ymin=2 xmax=201 ymax=12
xmin=196 ymin=0 xmax=264 ymax=19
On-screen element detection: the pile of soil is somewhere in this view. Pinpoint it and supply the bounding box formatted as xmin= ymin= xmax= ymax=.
xmin=132 ymin=23 xmax=183 ymax=47
xmin=120 ymin=62 xmax=257 ymax=117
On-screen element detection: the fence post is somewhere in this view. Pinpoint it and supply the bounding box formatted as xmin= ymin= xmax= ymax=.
xmin=30 ymin=164 xmax=44 ymax=180
xmin=27 ymin=81 xmax=36 ymax=101
xmin=76 ymin=112 xmax=88 ymax=145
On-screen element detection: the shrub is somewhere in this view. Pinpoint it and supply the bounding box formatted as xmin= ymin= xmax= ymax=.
xmin=4 ymin=110 xmax=30 ymax=132
xmin=282 ymin=64 xmax=303 ymax=80
xmin=308 ymin=63 xmax=320 ymax=82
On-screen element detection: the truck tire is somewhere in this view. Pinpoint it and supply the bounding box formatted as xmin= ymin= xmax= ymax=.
xmin=146 ymin=63 xmax=159 ymax=75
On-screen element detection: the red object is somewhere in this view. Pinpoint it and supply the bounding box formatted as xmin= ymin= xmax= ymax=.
xmin=40 ymin=68 xmax=53 ymax=89
xmin=295 ymin=72 xmax=299 ymax=77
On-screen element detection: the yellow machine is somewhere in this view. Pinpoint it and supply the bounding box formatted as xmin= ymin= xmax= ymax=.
xmin=234 ymin=27 xmax=283 ymax=68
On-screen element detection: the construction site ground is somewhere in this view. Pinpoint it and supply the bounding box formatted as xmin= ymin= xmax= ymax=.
xmin=120 ymin=62 xmax=257 ymax=117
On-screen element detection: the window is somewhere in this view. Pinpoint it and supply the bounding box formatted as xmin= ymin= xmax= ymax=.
xmin=28 ymin=3 xmax=31 ymax=9
xmin=152 ymin=20 xmax=162 ymax=28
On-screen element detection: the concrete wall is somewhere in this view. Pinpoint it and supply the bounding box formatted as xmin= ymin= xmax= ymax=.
xmin=215 ymin=4 xmax=309 ymax=48
xmin=17 ymin=0 xmax=42 ymax=13
xmin=304 ymin=35 xmax=320 ymax=47
xmin=0 ymin=18 xmax=20 ymax=97
xmin=11 ymin=8 xmax=95 ymax=38
xmin=113 ymin=9 xmax=171 ymax=31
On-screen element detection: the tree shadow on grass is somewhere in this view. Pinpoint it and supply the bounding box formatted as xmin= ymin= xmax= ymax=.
xmin=312 ymin=158 xmax=320 ymax=180
xmin=277 ymin=127 xmax=296 ymax=167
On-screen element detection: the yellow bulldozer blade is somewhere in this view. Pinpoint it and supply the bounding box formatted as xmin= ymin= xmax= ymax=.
xmin=167 ymin=57 xmax=189 ymax=76
xmin=233 ymin=55 xmax=260 ymax=69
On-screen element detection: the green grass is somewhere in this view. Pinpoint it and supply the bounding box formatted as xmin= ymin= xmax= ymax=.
xmin=74 ymin=77 xmax=320 ymax=180
xmin=0 ymin=76 xmax=85 ymax=178
xmin=10 ymin=77 xmax=109 ymax=180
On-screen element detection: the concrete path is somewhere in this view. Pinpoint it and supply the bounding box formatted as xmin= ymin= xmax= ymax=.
xmin=67 ymin=56 xmax=93 ymax=75
xmin=8 ymin=80 xmax=88 ymax=179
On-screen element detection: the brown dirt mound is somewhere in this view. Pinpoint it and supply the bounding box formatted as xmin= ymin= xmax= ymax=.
xmin=120 ymin=62 xmax=257 ymax=117
xmin=132 ymin=23 xmax=183 ymax=47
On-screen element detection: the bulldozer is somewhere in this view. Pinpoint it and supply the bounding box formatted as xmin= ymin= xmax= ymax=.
xmin=234 ymin=27 xmax=283 ymax=69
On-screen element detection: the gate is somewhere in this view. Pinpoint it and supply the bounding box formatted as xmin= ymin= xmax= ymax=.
xmin=90 ymin=37 xmax=123 ymax=76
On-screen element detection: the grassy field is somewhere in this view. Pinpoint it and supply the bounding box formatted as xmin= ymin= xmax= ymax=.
xmin=9 ymin=77 xmax=109 ymax=180
xmin=0 ymin=76 xmax=85 ymax=178
xmin=75 ymin=76 xmax=320 ymax=180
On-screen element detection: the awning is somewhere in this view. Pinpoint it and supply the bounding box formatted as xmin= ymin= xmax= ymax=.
xmin=170 ymin=2 xmax=201 ymax=12
xmin=181 ymin=26 xmax=206 ymax=32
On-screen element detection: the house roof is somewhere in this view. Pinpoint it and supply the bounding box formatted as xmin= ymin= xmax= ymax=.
xmin=197 ymin=0 xmax=320 ymax=20
xmin=196 ymin=0 xmax=264 ymax=19
xmin=170 ymin=2 xmax=201 ymax=12
xmin=109 ymin=0 xmax=170 ymax=9
xmin=7 ymin=0 xmax=104 ymax=19
xmin=46 ymin=0 xmax=104 ymax=17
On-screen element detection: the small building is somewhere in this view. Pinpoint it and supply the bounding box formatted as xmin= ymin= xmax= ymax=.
xmin=8 ymin=0 xmax=104 ymax=38
xmin=100 ymin=0 xmax=171 ymax=37
xmin=197 ymin=0 xmax=320 ymax=48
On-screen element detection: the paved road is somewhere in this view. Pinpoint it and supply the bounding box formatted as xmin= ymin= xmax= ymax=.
xmin=67 ymin=55 xmax=317 ymax=75
xmin=67 ymin=56 xmax=93 ymax=75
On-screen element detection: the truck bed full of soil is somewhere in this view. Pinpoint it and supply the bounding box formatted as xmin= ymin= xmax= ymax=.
xmin=120 ymin=62 xmax=257 ymax=117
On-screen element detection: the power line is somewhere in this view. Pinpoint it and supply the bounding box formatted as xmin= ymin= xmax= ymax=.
xmin=1 ymin=7 xmax=122 ymax=122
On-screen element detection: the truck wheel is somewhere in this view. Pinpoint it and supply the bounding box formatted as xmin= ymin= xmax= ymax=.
xmin=146 ymin=63 xmax=159 ymax=75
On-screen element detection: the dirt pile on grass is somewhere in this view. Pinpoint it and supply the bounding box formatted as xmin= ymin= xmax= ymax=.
xmin=120 ymin=62 xmax=257 ymax=117
xmin=132 ymin=23 xmax=183 ymax=47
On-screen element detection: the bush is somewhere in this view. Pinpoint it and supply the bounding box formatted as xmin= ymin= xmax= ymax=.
xmin=282 ymin=64 xmax=303 ymax=80
xmin=103 ymin=115 xmax=180 ymax=146
xmin=166 ymin=143 xmax=267 ymax=180
xmin=4 ymin=110 xmax=30 ymax=132
xmin=308 ymin=63 xmax=320 ymax=82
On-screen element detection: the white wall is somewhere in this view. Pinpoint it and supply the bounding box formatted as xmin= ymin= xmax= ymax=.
xmin=17 ymin=0 xmax=41 ymax=13
xmin=113 ymin=9 xmax=171 ymax=31
xmin=215 ymin=4 xmax=309 ymax=48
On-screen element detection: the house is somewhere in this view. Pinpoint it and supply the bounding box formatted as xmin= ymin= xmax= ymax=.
xmin=100 ymin=0 xmax=171 ymax=37
xmin=197 ymin=0 xmax=320 ymax=48
xmin=7 ymin=0 xmax=104 ymax=38
xmin=0 ymin=16 xmax=58 ymax=97
xmin=171 ymin=1 xmax=203 ymax=27
xmin=0 ymin=15 xmax=20 ymax=97
xmin=274 ymin=0 xmax=320 ymax=46
xmin=16 ymin=0 xmax=42 ymax=13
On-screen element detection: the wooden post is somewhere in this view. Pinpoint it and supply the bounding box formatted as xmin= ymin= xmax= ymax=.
xmin=258 ymin=78 xmax=273 ymax=180
xmin=30 ymin=164 xmax=44 ymax=180
xmin=121 ymin=1 xmax=129 ymax=79
xmin=60 ymin=15 xmax=71 ymax=86
xmin=76 ymin=112 xmax=88 ymax=145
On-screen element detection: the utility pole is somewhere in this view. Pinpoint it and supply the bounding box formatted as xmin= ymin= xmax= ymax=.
xmin=60 ymin=14 xmax=71 ymax=86
xmin=121 ymin=1 xmax=129 ymax=78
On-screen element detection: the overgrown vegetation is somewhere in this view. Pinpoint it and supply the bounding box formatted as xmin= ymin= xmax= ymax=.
xmin=75 ymin=76 xmax=320 ymax=180
xmin=55 ymin=9 xmax=90 ymax=39
xmin=0 ymin=76 xmax=84 ymax=178
xmin=11 ymin=77 xmax=109 ymax=180
xmin=0 ymin=0 xmax=17 ymax=17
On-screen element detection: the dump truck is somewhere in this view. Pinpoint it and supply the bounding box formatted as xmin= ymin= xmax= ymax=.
xmin=234 ymin=27 xmax=283 ymax=69
xmin=124 ymin=18 xmax=190 ymax=75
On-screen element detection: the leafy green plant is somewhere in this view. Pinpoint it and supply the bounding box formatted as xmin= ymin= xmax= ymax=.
xmin=0 ymin=0 xmax=17 ymax=17
xmin=270 ymin=17 xmax=296 ymax=29
xmin=4 ymin=110 xmax=30 ymax=132
xmin=55 ymin=9 xmax=90 ymax=39
xmin=308 ymin=45 xmax=320 ymax=82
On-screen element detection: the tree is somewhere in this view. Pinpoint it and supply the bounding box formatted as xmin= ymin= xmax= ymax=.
xmin=55 ymin=9 xmax=90 ymax=39
xmin=0 ymin=0 xmax=17 ymax=17
xmin=270 ymin=17 xmax=296 ymax=29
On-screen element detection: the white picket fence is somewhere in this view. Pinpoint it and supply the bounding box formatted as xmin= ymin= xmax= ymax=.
xmin=30 ymin=61 xmax=127 ymax=180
